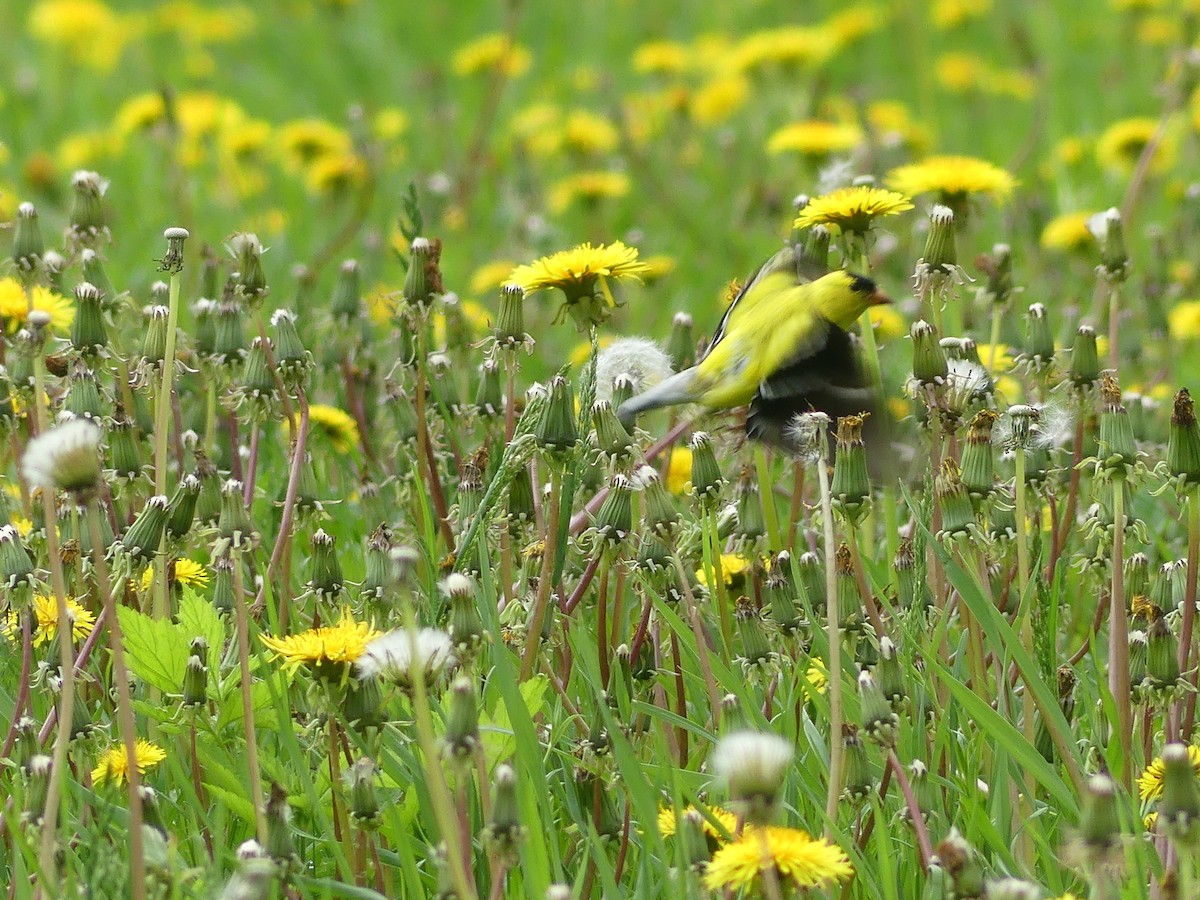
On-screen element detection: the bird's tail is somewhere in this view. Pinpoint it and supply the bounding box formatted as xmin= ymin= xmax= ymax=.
xmin=616 ymin=368 xmax=698 ymax=426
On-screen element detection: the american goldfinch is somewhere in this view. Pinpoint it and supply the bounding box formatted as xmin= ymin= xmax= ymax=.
xmin=616 ymin=248 xmax=891 ymax=446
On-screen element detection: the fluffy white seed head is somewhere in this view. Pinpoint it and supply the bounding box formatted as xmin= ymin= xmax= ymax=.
xmin=595 ymin=337 xmax=673 ymax=404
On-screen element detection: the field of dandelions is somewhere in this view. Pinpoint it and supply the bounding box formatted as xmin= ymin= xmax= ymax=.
xmin=5 ymin=1 xmax=1200 ymax=898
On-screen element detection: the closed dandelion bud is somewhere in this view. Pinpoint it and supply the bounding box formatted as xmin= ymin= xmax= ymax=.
xmin=192 ymin=300 xmax=217 ymax=357
xmin=935 ymin=830 xmax=985 ymax=900
xmin=1168 ymin=389 xmax=1200 ymax=484
xmin=120 ymin=495 xmax=169 ymax=563
xmin=218 ymin=479 xmax=259 ymax=549
xmin=796 ymin=550 xmax=826 ymax=615
xmin=678 ymin=809 xmax=711 ymax=873
xmin=610 ymin=373 xmax=636 ymax=411
xmin=0 ymin=525 xmax=35 ymax=590
xmin=46 ymin=252 xmax=69 ymax=295
xmin=214 ymin=299 xmax=247 ymax=365
xmin=534 ymin=375 xmax=578 ymax=453
xmin=1127 ymin=552 xmax=1150 ymax=601
xmin=922 ymin=204 xmax=957 ymax=273
xmin=636 ymin=532 xmax=672 ymax=571
xmin=165 ymin=474 xmax=200 ymax=541
xmin=13 ymin=717 xmax=38 ymax=772
xmin=1023 ymin=303 xmax=1054 ymax=369
xmin=978 ymin=243 xmax=1013 ymax=307
xmin=766 ymin=551 xmax=801 ymax=634
xmin=875 ymin=637 xmax=906 ymax=709
xmin=961 ymin=410 xmax=998 ymax=507
xmin=1129 ymin=631 xmax=1149 ymax=699
xmin=1099 ymin=374 xmax=1136 ymax=469
xmin=836 ymin=544 xmax=864 ymax=634
xmin=894 ymin=538 xmax=919 ymax=611
xmin=1094 ymin=207 xmax=1130 ymax=282
xmin=70 ymin=282 xmax=107 ymax=356
xmin=264 ymin=783 xmax=295 ymax=864
xmin=474 ymin=358 xmax=502 ymax=416
xmin=346 ymin=757 xmax=380 ymax=829
xmin=240 ymin=337 xmax=277 ymax=406
xmin=940 ymin=337 xmax=965 ymax=361
xmin=456 ymin=457 xmax=484 ymax=535
xmin=442 ymin=676 xmax=480 ymax=762
xmin=719 ymin=692 xmax=751 ymax=733
xmin=632 ymin=466 xmax=677 ymax=537
xmin=81 ymin=249 xmax=117 ymax=305
xmin=593 ymin=474 xmax=633 ymax=544
xmin=211 ymin=555 xmax=234 ymax=616
xmin=803 ymin=223 xmax=832 ymax=269
xmin=64 ymin=361 xmax=107 ymax=424
xmin=1160 ymin=743 xmax=1200 ymax=845
xmin=440 ymin=293 xmax=472 ymax=351
xmin=1069 ymin=325 xmax=1100 ymax=387
xmin=506 ymin=465 xmax=536 ymax=525
xmin=229 ymin=233 xmax=269 ymax=304
xmin=484 ymin=764 xmax=525 ymax=864
xmin=447 ymin=575 xmax=484 ymax=657
xmin=859 ymin=670 xmax=899 ymax=747
xmin=13 ymin=202 xmax=44 ymax=274
xmin=667 ymin=312 xmax=695 ymax=371
xmin=24 ymin=755 xmax=52 ymax=823
xmin=330 ymin=259 xmax=361 ymax=322
xmin=734 ymin=472 xmax=765 ymax=542
xmin=425 ymin=352 xmax=459 ymax=414
xmin=308 ymin=529 xmax=343 ymax=598
xmin=831 ymin=414 xmax=872 ymax=522
xmin=494 ymin=283 xmax=527 ymax=346
xmin=689 ymin=432 xmax=724 ymax=504
xmin=404 ymin=237 xmax=442 ymax=310
xmin=711 ymin=730 xmax=793 ymax=824
xmin=735 ymin=597 xmax=774 ymax=670
xmin=912 ymin=320 xmax=948 ymax=386
xmin=1148 ymin=612 xmax=1182 ymax=693
xmin=194 ymin=452 xmax=222 ymax=525
xmin=183 ymin=643 xmax=208 ymax=708
xmin=841 ymin=727 xmax=874 ymax=803
xmin=593 ymin=400 xmax=632 ymax=459
xmin=271 ymin=309 xmax=310 ymax=384
xmin=68 ymin=171 xmax=109 ymax=246
xmin=1079 ymin=773 xmax=1122 ymax=857
xmin=362 ymin=525 xmax=392 ymax=601
xmin=936 ymin=459 xmax=975 ymax=540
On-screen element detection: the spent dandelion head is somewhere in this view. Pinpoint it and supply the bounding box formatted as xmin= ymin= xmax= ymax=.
xmin=354 ymin=627 xmax=455 ymax=690
xmin=22 ymin=418 xmax=103 ymax=499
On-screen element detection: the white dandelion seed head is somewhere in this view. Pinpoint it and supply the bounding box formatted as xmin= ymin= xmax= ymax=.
xmin=595 ymin=337 xmax=673 ymax=404
xmin=441 ymin=572 xmax=474 ymax=598
xmin=270 ymin=307 xmax=297 ymax=326
xmin=355 ymin=627 xmax=454 ymax=685
xmin=630 ymin=464 xmax=660 ymax=490
xmin=711 ymin=730 xmax=794 ymax=796
xmin=227 ymin=232 xmax=264 ymax=257
xmin=1087 ymin=207 xmax=1121 ymax=242
xmin=816 ymin=157 xmax=856 ymax=194
xmin=943 ymin=358 xmax=991 ymax=413
xmin=983 ymin=877 xmax=1043 ymax=900
xmin=785 ymin=412 xmax=830 ymax=462
xmin=71 ymin=170 xmax=109 ymax=195
xmin=236 ymin=839 xmax=266 ymax=861
xmin=672 ymin=311 xmax=693 ymax=328
xmin=27 ymin=310 xmax=52 ymax=329
xmin=22 ymin=418 xmax=103 ymax=494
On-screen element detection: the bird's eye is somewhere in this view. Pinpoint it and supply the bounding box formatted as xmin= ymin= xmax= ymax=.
xmin=849 ymin=274 xmax=876 ymax=294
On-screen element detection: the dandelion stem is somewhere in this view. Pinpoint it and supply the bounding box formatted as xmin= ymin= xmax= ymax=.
xmin=153 ymin=268 xmax=183 ymax=620
xmin=520 ymin=463 xmax=562 ymax=681
xmin=231 ymin=550 xmax=267 ymax=844
xmin=1109 ymin=477 xmax=1134 ymax=786
xmin=755 ymin=446 xmax=783 ymax=552
xmin=264 ymin=387 xmax=310 ymax=629
xmin=1013 ymin=446 xmax=1039 ymax=864
xmin=886 ymin=750 xmax=933 ymax=871
xmin=670 ymin=552 xmax=722 ymax=725
xmin=1180 ymin=487 xmax=1200 ymax=739
xmin=816 ymin=429 xmax=844 ymax=836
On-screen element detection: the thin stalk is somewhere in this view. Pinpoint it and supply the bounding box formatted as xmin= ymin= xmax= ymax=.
xmin=886 ymin=750 xmax=933 ymax=871
xmin=520 ymin=463 xmax=561 ymax=681
xmin=817 ymin=445 xmax=843 ymax=836
xmin=1013 ymin=448 xmax=1039 ymax=864
xmin=153 ymin=269 xmax=183 ymax=620
xmin=754 ymin=446 xmax=783 ymax=551
xmin=232 ymin=551 xmax=267 ymax=843
xmin=987 ymin=303 xmax=1003 ymax=374
xmin=1109 ymin=478 xmax=1133 ymax=786
xmin=669 ymin=553 xmax=722 ymax=726
xmin=261 ymin=387 xmax=310 ymax=628
xmin=415 ymin=330 xmax=454 ymax=548
xmin=1107 ymin=283 xmax=1121 ymax=372
xmin=86 ymin=505 xmax=146 ymax=900
xmin=1180 ymin=488 xmax=1200 ymax=739
xmin=596 ymin=554 xmax=611 ymax=687
xmin=702 ymin=505 xmax=731 ymax=651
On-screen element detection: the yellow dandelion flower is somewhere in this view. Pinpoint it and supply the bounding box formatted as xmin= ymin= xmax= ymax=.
xmin=869 ymin=304 xmax=905 ymax=341
xmin=260 ymin=608 xmax=381 ymax=677
xmin=657 ymin=804 xmax=739 ymax=840
xmin=28 ymin=0 xmax=130 ymax=72
xmin=373 ymin=107 xmax=409 ymax=142
xmin=1054 ymin=136 xmax=1089 ymax=167
xmin=548 ymin=171 xmax=631 ymax=214
xmin=277 ymin=118 xmax=351 ymax=170
xmin=1168 ymin=300 xmax=1200 ymax=341
xmin=139 ymin=559 xmax=211 ymax=592
xmin=1040 ymin=212 xmax=1096 ymax=253
xmin=633 ymin=41 xmax=690 ymax=75
xmin=767 ymin=120 xmax=863 ymax=157
xmin=1112 ymin=0 xmax=1164 ymax=9
xmin=562 ymin=110 xmax=619 ymax=156
xmin=1096 ymin=117 xmax=1175 ymax=175
xmin=823 ymin=5 xmax=885 ymax=43
xmin=91 ymin=739 xmax=167 ymax=786
xmin=666 ymin=448 xmax=692 ymax=495
xmin=932 ymin=0 xmax=992 ymax=28
xmin=704 ymin=826 xmax=853 ymax=892
xmin=793 ymin=186 xmax=913 ymax=235
xmin=508 ymin=242 xmax=649 ymax=328
xmin=985 ymin=68 xmax=1036 ymax=100
xmin=306 ymin=404 xmax=360 ymax=455
xmin=509 ymin=102 xmax=562 ymax=156
xmin=730 ymin=26 xmax=841 ymax=74
xmin=1138 ymin=14 xmax=1180 ymax=45
xmin=1171 ymin=260 xmax=1195 ymax=287
xmin=0 ymin=278 xmax=74 ymax=332
xmin=689 ymin=76 xmax=750 ymax=126
xmin=56 ymin=129 xmax=121 ymax=171
xmin=4 ymin=595 xmax=96 ymax=648
xmin=804 ymin=658 xmax=829 ymax=696
xmin=174 ymin=91 xmax=241 ymax=143
xmin=451 ymin=32 xmax=531 ymax=78
xmin=641 ymin=255 xmax=677 ymax=284
xmin=153 ymin=1 xmax=255 ymax=44
xmin=1138 ymin=745 xmax=1200 ymax=799
xmin=469 ymin=260 xmax=518 ymax=296
xmin=696 ymin=553 xmax=753 ymax=589
xmin=304 ymin=153 xmax=367 ymax=195
xmin=887 ymin=154 xmax=1016 ymax=203
xmin=219 ymin=118 xmax=273 ymax=163
xmin=114 ymin=92 xmax=167 ymax=136
xmin=935 ymin=52 xmax=987 ymax=92
xmin=866 ymin=101 xmax=930 ymax=153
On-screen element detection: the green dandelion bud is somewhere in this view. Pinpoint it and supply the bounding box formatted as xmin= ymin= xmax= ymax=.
xmin=1099 ymin=374 xmax=1136 ymax=470
xmin=264 ymin=782 xmax=296 ymax=865
xmin=13 ymin=717 xmax=38 ymax=772
xmin=593 ymin=400 xmax=633 ymax=460
xmin=1127 ymin=552 xmax=1150 ymax=601
xmin=735 ymin=596 xmax=774 ymax=670
xmin=239 ymin=336 xmax=277 ymax=407
xmin=573 ymin=770 xmax=620 ymax=837
xmin=427 ymin=352 xmax=461 ymax=414
xmin=961 ymin=409 xmax=998 ymax=507
xmin=1095 ymin=207 xmax=1130 ymax=282
xmin=593 ymin=474 xmax=633 ymax=544
xmin=895 ymin=537 xmax=919 ymax=611
xmin=667 ymin=312 xmax=695 ymax=372
xmin=494 ymin=283 xmax=528 ymax=347
xmin=271 ymin=309 xmax=311 ymax=384
xmin=404 ymin=237 xmax=442 ymax=310
xmin=1023 ymin=303 xmax=1055 ymax=370
xmin=936 ymin=459 xmax=975 ymax=539
xmin=712 ymin=730 xmax=793 ymax=824
xmin=1168 ymin=389 xmax=1200 ymax=484
xmin=192 ymin=299 xmax=217 ymax=357
xmin=24 ymin=755 xmax=52 ymax=824
xmin=609 ymin=373 xmax=637 ymax=412
xmin=635 ymin=465 xmax=679 ymax=537
xmin=80 ymin=249 xmax=117 ymax=305
xmin=936 ymin=830 xmax=985 ymax=900
xmin=689 ymin=431 xmax=725 ymax=504
xmin=193 ymin=451 xmax=222 ymax=526
xmin=911 ymin=320 xmax=948 ymax=386
xmin=183 ymin=639 xmax=208 ymax=708
xmin=455 ymin=455 xmax=484 ymax=536
xmin=1039 ymin=665 xmax=1079 ymax=760
xmin=43 ymin=251 xmax=66 ymax=293
xmin=347 ymin=757 xmax=380 ymax=830
xmin=803 ymin=223 xmax=832 ymax=271
xmin=534 ymin=376 xmax=578 ymax=454
xmin=940 ymin=337 xmax=965 ymax=361
xmin=212 ymin=554 xmax=234 ymax=616
xmin=70 ymin=282 xmax=107 ymax=356
xmin=13 ymin=202 xmax=44 ymax=275
xmin=796 ymin=550 xmax=826 ymax=615
xmin=442 ymin=676 xmax=480 ymax=763
xmin=475 ymin=358 xmax=503 ymax=416
xmin=636 ymin=531 xmax=672 ymax=572
xmin=831 ymin=414 xmax=872 ymax=522
xmin=1160 ymin=743 xmax=1200 ymax=845
xmin=835 ymin=544 xmax=864 ymax=634
xmin=484 ymin=764 xmax=525 ymax=866
xmin=446 ymin=573 xmax=484 ymax=659
xmin=1148 ymin=612 xmax=1182 ymax=693
xmin=678 ymin=809 xmax=712 ymax=873
xmin=198 ymin=244 xmax=220 ymax=298
xmin=218 ymin=479 xmax=259 ymax=550
xmin=1069 ymin=324 xmax=1100 ymax=387
xmin=166 ymin=473 xmax=201 ymax=541
xmin=68 ymin=171 xmax=109 ymax=247
xmin=978 ymin=243 xmax=1013 ymax=307
xmin=1079 ymin=773 xmax=1122 ymax=857
xmin=875 ymin=636 xmax=906 ymax=710
xmin=765 ymin=551 xmax=801 ymax=634
xmin=109 ymin=410 xmax=144 ymax=482
xmin=330 ymin=259 xmax=361 ymax=322
xmin=439 ymin=293 xmax=471 ymax=351
xmin=734 ymin=470 xmax=766 ymax=542
xmin=922 ymin=204 xmax=957 ymax=273
xmin=841 ymin=727 xmax=874 ymax=804
xmin=505 ymin=465 xmax=536 ymax=526
xmin=859 ymin=670 xmax=899 ymax=748
xmin=719 ymin=692 xmax=751 ymax=733
xmin=214 ymin=298 xmax=247 ymax=366
xmin=228 ymin=233 xmax=268 ymax=304
xmin=63 ymin=360 xmax=107 ymax=424
xmin=362 ymin=525 xmax=392 ymax=601
xmin=308 ymin=529 xmax=343 ymax=598
xmin=1129 ymin=631 xmax=1149 ymax=700
xmin=343 ymin=672 xmax=384 ymax=729
xmin=0 ymin=525 xmax=34 ymax=590
xmin=119 ymin=495 xmax=169 ymax=563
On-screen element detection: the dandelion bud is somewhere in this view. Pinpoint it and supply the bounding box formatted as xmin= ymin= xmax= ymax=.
xmin=308 ymin=529 xmax=343 ymax=598
xmin=734 ymin=472 xmax=765 ymax=542
xmin=120 ymin=495 xmax=169 ymax=563
xmin=12 ymin=717 xmax=38 ymax=772
xmin=978 ymin=243 xmax=1013 ymax=307
xmin=841 ymin=727 xmax=873 ymax=804
xmin=592 ymin=400 xmax=632 ymax=460
xmin=935 ymin=459 xmax=975 ymax=541
xmin=65 ymin=171 xmax=109 ymax=247
xmin=404 ymin=237 xmax=442 ymax=310
xmin=1099 ymin=374 xmax=1136 ymax=470
xmin=360 ymin=525 xmax=392 ymax=603
xmin=63 ymin=361 xmax=107 ymax=424
xmin=935 ymin=829 xmax=985 ymax=899
xmin=264 ymin=782 xmax=295 ymax=865
xmin=922 ymin=204 xmax=957 ymax=273
xmin=1022 ymin=303 xmax=1055 ymax=369
xmin=835 ymin=544 xmax=864 ymax=634
xmin=13 ymin=202 xmax=44 ymax=274
xmin=875 ymin=637 xmax=906 ymax=710
xmin=24 ymin=755 xmax=52 ymax=823
xmin=214 ymin=299 xmax=247 ymax=365
xmin=1093 ymin=207 xmax=1130 ymax=282
xmin=735 ymin=597 xmax=774 ymax=671
xmin=442 ymin=676 xmax=480 ymax=762
xmin=183 ymin=640 xmax=208 ymax=707
xmin=1148 ymin=612 xmax=1182 ymax=695
xmin=239 ymin=336 xmax=277 ymax=406
xmin=961 ymin=409 xmax=998 ymax=507
xmin=270 ymin=309 xmax=311 ymax=384
xmin=688 ymin=432 xmax=725 ymax=504
xmin=343 ymin=757 xmax=380 ymax=830
xmin=447 ymin=575 xmax=484 ymax=659
xmin=0 ymin=525 xmax=35 ymax=590
xmin=667 ymin=311 xmax=695 ymax=371
xmin=859 ymin=671 xmax=899 ymax=748
xmin=1079 ymin=773 xmax=1122 ymax=858
xmin=796 ymin=550 xmax=826 ymax=615
xmin=711 ymin=730 xmax=793 ymax=824
xmin=1160 ymin=743 xmax=1200 ymax=845
xmin=70 ymin=282 xmax=108 ymax=356
xmin=192 ymin=451 xmax=222 ymax=526
xmin=911 ymin=320 xmax=948 ymax=386
xmin=765 ymin=551 xmax=801 ymax=634
xmin=534 ymin=375 xmax=578 ymax=454
xmin=472 ymin=358 xmax=502 ymax=417
xmin=1067 ymin=324 xmax=1100 ymax=388
xmin=330 ymin=259 xmax=361 ymax=322
xmin=23 ymin=419 xmax=103 ymax=497
xmin=211 ymin=554 xmax=235 ymax=616
xmin=505 ymin=465 xmax=536 ymax=526
xmin=494 ymin=283 xmax=527 ymax=347
xmin=228 ymin=233 xmax=268 ymax=303
xmin=608 ymin=373 xmax=636 ymax=412
xmin=590 ymin=474 xmax=632 ymax=545
xmin=803 ymin=223 xmax=832 ymax=270
xmin=78 ymin=250 xmax=117 ymax=307
xmin=831 ymin=414 xmax=872 ymax=523
xmin=163 ymin=473 xmax=201 ymax=541
xmin=217 ymin=479 xmax=259 ymax=550
xmin=636 ymin=531 xmax=672 ymax=572
xmin=632 ymin=465 xmax=678 ymax=537
xmin=484 ymin=764 xmax=525 ymax=865
xmin=1168 ymin=389 xmax=1200 ymax=484
xmin=678 ymin=809 xmax=712 ymax=873
xmin=894 ymin=537 xmax=921 ymax=612
xmin=1129 ymin=631 xmax=1149 ymax=700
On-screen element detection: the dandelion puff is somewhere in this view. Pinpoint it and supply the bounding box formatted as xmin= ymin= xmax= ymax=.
xmin=22 ymin=418 xmax=103 ymax=495
xmin=995 ymin=401 xmax=1073 ymax=455
xmin=786 ymin=411 xmax=830 ymax=463
xmin=355 ymin=627 xmax=454 ymax=687
xmin=629 ymin=464 xmax=660 ymax=490
xmin=595 ymin=337 xmax=673 ymax=404
xmin=816 ymin=157 xmax=856 ymax=195
xmin=942 ymin=358 xmax=991 ymax=414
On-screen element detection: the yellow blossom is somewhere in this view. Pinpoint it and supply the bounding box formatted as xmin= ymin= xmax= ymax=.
xmin=56 ymin=130 xmax=121 ymax=170
xmin=373 ymin=107 xmax=409 ymax=142
xmin=152 ymin=1 xmax=256 ymax=44
xmin=936 ymin=52 xmax=987 ymax=92
xmin=1096 ymin=117 xmax=1176 ymax=175
xmin=866 ymin=101 xmax=930 ymax=153
xmin=28 ymin=0 xmax=131 ymax=72
xmin=548 ymin=171 xmax=631 ymax=213
xmin=1054 ymin=136 xmax=1089 ymax=167
xmin=0 ymin=279 xmax=74 ymax=332
xmin=1169 ymin=300 xmax=1200 ymax=341
xmin=508 ymin=241 xmax=649 ymax=307
xmin=887 ymin=154 xmax=1015 ymax=203
xmin=1138 ymin=14 xmax=1180 ymax=44
xmin=932 ymin=0 xmax=992 ymax=28
xmin=304 ymin=153 xmax=367 ymax=195
xmin=91 ymin=739 xmax=167 ymax=786
xmin=869 ymin=304 xmax=905 ymax=341
xmin=804 ymin=658 xmax=829 ymax=696
xmin=641 ymin=255 xmax=677 ymax=283
xmin=657 ymin=804 xmax=739 ymax=840
xmin=306 ymin=405 xmax=360 ymax=455
xmin=1040 ymin=212 xmax=1096 ymax=253
xmin=705 ymin=826 xmax=853 ymax=892
xmin=138 ymin=559 xmax=211 ymax=592
xmin=666 ymin=448 xmax=693 ymax=495
xmin=696 ymin=553 xmax=753 ymax=589
xmin=730 ymin=26 xmax=841 ymax=74
xmin=1138 ymin=745 xmax=1200 ymax=799
xmin=823 ymin=5 xmax=885 ymax=43
xmin=260 ymin=608 xmax=381 ymax=677
xmin=633 ymin=41 xmax=690 ymax=75
xmin=689 ymin=76 xmax=750 ymax=126
xmin=793 ymin=186 xmax=913 ymax=234
xmin=114 ymin=92 xmax=167 ymax=136
xmin=767 ymin=120 xmax=863 ymax=157
xmin=469 ymin=260 xmax=518 ymax=296
xmin=562 ymin=110 xmax=620 ymax=156
xmin=451 ymin=32 xmax=531 ymax=77
xmin=3 ymin=595 xmax=96 ymax=648
xmin=277 ymin=118 xmax=352 ymax=171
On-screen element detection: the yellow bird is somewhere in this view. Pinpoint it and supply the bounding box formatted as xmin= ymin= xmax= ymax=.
xmin=616 ymin=248 xmax=891 ymax=446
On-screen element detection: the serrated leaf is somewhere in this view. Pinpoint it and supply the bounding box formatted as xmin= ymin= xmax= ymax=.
xmin=116 ymin=605 xmax=189 ymax=694
xmin=202 ymin=782 xmax=256 ymax=826
xmin=177 ymin=587 xmax=226 ymax=676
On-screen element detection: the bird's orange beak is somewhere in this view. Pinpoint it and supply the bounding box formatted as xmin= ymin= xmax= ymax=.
xmin=869 ymin=289 xmax=892 ymax=306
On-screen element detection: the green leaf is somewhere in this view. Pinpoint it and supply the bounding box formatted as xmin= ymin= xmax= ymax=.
xmin=202 ymin=782 xmax=256 ymax=826
xmin=116 ymin=605 xmax=189 ymax=694
xmin=177 ymin=587 xmax=226 ymax=675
